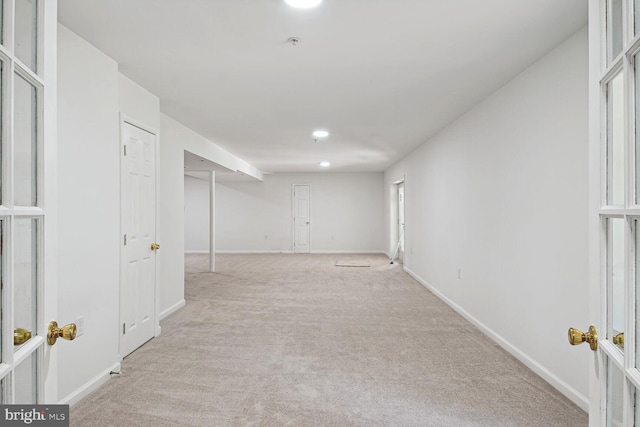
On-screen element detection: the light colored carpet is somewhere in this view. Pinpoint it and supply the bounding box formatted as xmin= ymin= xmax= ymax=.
xmin=70 ymin=253 xmax=587 ymax=426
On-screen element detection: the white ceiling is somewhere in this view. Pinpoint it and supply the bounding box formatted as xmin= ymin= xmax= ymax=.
xmin=58 ymin=0 xmax=587 ymax=174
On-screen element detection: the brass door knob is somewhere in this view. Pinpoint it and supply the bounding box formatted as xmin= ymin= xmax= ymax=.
xmin=14 ymin=328 xmax=32 ymax=345
xmin=568 ymin=325 xmax=598 ymax=351
xmin=613 ymin=332 xmax=625 ymax=348
xmin=151 ymin=243 xmax=160 ymax=251
xmin=47 ymin=321 xmax=77 ymax=345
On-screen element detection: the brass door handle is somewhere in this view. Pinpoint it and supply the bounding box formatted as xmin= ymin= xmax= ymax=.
xmin=568 ymin=326 xmax=598 ymax=351
xmin=151 ymin=243 xmax=160 ymax=251
xmin=613 ymin=332 xmax=625 ymax=348
xmin=14 ymin=328 xmax=32 ymax=345
xmin=47 ymin=321 xmax=77 ymax=345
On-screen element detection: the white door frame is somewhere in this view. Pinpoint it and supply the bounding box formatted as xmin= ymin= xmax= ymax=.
xmin=390 ymin=178 xmax=405 ymax=262
xmin=119 ymin=114 xmax=161 ymax=359
xmin=209 ymin=171 xmax=215 ymax=272
xmin=587 ymin=1 xmax=602 ymax=423
xmin=398 ymin=182 xmax=405 ymax=263
xmin=41 ymin=0 xmax=59 ymax=403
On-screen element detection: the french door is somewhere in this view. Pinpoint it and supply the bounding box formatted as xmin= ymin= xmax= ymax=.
xmin=0 ymin=0 xmax=57 ymax=404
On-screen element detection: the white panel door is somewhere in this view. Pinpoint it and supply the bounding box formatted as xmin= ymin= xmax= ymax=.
xmin=120 ymin=122 xmax=157 ymax=357
xmin=398 ymin=184 xmax=405 ymax=263
xmin=293 ymin=185 xmax=310 ymax=254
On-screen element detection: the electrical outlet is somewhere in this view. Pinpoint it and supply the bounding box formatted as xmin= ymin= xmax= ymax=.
xmin=76 ymin=316 xmax=85 ymax=337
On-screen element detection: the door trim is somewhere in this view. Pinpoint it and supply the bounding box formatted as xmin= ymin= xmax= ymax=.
xmin=118 ymin=114 xmax=161 ymax=360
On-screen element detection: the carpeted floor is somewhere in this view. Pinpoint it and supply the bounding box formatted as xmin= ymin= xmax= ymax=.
xmin=70 ymin=253 xmax=587 ymax=426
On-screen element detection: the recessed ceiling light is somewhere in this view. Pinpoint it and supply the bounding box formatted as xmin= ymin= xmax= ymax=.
xmin=285 ymin=0 xmax=322 ymax=8
xmin=312 ymin=130 xmax=329 ymax=139
xmin=319 ymin=161 xmax=331 ymax=168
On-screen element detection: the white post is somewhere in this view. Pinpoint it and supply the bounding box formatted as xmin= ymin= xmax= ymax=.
xmin=209 ymin=171 xmax=216 ymax=272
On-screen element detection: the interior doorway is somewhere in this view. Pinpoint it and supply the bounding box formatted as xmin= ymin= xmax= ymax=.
xmin=183 ymin=151 xmax=225 ymax=273
xmin=120 ymin=119 xmax=159 ymax=358
xmin=390 ymin=179 xmax=405 ymax=264
xmin=398 ymin=183 xmax=405 ymax=263
xmin=293 ymin=184 xmax=311 ymax=253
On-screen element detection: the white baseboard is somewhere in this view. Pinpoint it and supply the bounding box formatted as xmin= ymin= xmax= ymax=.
xmin=213 ymin=250 xmax=386 ymax=255
xmin=216 ymin=250 xmax=293 ymax=255
xmin=61 ymin=362 xmax=121 ymax=407
xmin=215 ymin=250 xmax=295 ymax=254
xmin=184 ymin=250 xmax=209 ymax=254
xmin=311 ymin=250 xmax=385 ymax=255
xmin=159 ymin=299 xmax=186 ymax=320
xmin=403 ymin=266 xmax=589 ymax=412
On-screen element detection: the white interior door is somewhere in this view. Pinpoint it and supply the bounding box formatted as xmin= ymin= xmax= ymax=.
xmin=293 ymin=184 xmax=310 ymax=254
xmin=398 ymin=183 xmax=405 ymax=263
xmin=0 ymin=0 xmax=58 ymax=405
xmin=585 ymin=0 xmax=640 ymax=425
xmin=120 ymin=121 xmax=157 ymax=357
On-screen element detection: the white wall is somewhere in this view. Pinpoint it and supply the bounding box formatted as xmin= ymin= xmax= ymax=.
xmin=118 ymin=74 xmax=160 ymax=131
xmin=57 ymin=24 xmax=121 ymax=402
xmin=206 ymin=173 xmax=384 ymax=253
xmin=384 ymin=27 xmax=589 ymax=408
xmin=184 ymin=175 xmax=210 ymax=252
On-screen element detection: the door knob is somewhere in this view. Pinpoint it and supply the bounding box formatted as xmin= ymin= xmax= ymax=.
xmin=151 ymin=243 xmax=160 ymax=251
xmin=568 ymin=325 xmax=598 ymax=351
xmin=47 ymin=321 xmax=77 ymax=345
xmin=613 ymin=332 xmax=625 ymax=348
xmin=14 ymin=328 xmax=32 ymax=345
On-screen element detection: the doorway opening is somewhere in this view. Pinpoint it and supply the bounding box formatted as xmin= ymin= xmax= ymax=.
xmin=183 ymin=151 xmax=225 ymax=273
xmin=120 ymin=119 xmax=159 ymax=358
xmin=390 ymin=179 xmax=405 ymax=264
xmin=293 ymin=184 xmax=311 ymax=253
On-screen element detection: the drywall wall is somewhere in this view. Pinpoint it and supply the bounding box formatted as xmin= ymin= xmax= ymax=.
xmin=184 ymin=175 xmax=211 ymax=252
xmin=205 ymin=173 xmax=384 ymax=253
xmin=384 ymin=27 xmax=589 ymax=408
xmin=118 ymin=74 xmax=160 ymax=131
xmin=57 ymin=24 xmax=121 ymax=402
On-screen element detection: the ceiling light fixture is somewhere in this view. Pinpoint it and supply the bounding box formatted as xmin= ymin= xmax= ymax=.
xmin=319 ymin=161 xmax=331 ymax=168
xmin=312 ymin=130 xmax=329 ymax=140
xmin=284 ymin=0 xmax=322 ymax=9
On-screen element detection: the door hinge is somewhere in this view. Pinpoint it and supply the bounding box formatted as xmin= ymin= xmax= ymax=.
xmin=124 ymin=234 xmax=127 ymax=245
xmin=123 ymin=323 xmax=126 ymax=334
xmin=123 ymin=145 xmax=127 ymax=156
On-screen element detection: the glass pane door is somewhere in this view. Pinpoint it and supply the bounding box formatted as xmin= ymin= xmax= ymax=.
xmin=591 ymin=0 xmax=640 ymax=425
xmin=0 ymin=0 xmax=46 ymax=405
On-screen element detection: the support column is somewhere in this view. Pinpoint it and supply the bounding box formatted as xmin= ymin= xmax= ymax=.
xmin=209 ymin=171 xmax=215 ymax=272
